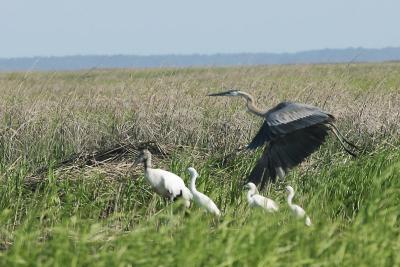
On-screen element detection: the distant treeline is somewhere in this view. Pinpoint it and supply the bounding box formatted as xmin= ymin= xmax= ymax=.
xmin=1 ymin=47 xmax=400 ymax=71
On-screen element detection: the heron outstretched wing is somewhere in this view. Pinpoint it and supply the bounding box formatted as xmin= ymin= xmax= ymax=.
xmin=247 ymin=123 xmax=331 ymax=188
xmin=247 ymin=102 xmax=334 ymax=150
xmin=208 ymin=90 xmax=356 ymax=188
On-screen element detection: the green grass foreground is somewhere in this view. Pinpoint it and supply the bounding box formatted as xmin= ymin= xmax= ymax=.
xmin=0 ymin=148 xmax=399 ymax=266
xmin=0 ymin=64 xmax=400 ymax=266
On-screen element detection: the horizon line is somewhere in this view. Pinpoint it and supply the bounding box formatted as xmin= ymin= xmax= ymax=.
xmin=1 ymin=46 xmax=400 ymax=60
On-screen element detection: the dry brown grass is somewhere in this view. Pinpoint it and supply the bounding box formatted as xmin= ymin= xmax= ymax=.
xmin=1 ymin=64 xmax=400 ymax=266
xmin=0 ymin=63 xmax=400 ymax=172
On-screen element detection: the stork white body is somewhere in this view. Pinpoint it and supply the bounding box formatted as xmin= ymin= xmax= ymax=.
xmin=145 ymin=168 xmax=193 ymax=207
xmin=286 ymin=185 xmax=312 ymax=226
xmin=245 ymin=182 xmax=279 ymax=212
xmin=188 ymin=167 xmax=221 ymax=216
xmin=136 ymin=149 xmax=192 ymax=208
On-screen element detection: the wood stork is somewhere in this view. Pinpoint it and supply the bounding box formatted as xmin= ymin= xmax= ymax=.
xmin=208 ymin=89 xmax=359 ymax=188
xmin=286 ymin=185 xmax=312 ymax=226
xmin=135 ymin=149 xmax=192 ymax=208
xmin=245 ymin=182 xmax=279 ymax=212
xmin=187 ymin=167 xmax=221 ymax=216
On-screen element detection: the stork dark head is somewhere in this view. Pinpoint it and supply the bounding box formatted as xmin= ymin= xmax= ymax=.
xmin=134 ymin=149 xmax=151 ymax=165
xmin=207 ymin=89 xmax=241 ymax=97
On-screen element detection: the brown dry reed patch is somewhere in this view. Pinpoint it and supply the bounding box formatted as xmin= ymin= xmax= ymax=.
xmin=0 ymin=63 xmax=400 ymax=178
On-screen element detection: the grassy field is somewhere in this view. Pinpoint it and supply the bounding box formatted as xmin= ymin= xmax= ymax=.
xmin=1 ymin=63 xmax=400 ymax=266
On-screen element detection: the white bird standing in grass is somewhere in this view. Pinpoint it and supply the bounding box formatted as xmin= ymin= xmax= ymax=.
xmin=187 ymin=167 xmax=221 ymax=216
xmin=245 ymin=182 xmax=279 ymax=212
xmin=135 ymin=149 xmax=192 ymax=208
xmin=286 ymin=185 xmax=312 ymax=226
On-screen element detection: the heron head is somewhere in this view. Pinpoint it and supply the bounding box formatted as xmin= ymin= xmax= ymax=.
xmin=187 ymin=167 xmax=199 ymax=178
xmin=207 ymin=89 xmax=241 ymax=97
xmin=135 ymin=149 xmax=151 ymax=164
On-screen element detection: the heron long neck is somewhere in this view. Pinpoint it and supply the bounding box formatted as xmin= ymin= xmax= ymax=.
xmin=144 ymin=155 xmax=152 ymax=170
xmin=240 ymin=92 xmax=265 ymax=117
xmin=189 ymin=175 xmax=198 ymax=193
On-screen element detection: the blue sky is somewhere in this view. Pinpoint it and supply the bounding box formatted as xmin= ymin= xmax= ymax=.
xmin=1 ymin=0 xmax=399 ymax=57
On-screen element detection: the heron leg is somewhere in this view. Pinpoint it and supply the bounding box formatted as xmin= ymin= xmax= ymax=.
xmin=329 ymin=123 xmax=360 ymax=156
xmin=329 ymin=125 xmax=358 ymax=157
xmin=329 ymin=123 xmax=359 ymax=150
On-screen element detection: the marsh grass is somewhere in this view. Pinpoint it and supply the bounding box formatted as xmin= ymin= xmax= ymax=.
xmin=0 ymin=63 xmax=400 ymax=266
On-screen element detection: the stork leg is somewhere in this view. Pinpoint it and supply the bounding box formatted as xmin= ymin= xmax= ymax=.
xmin=170 ymin=190 xmax=183 ymax=202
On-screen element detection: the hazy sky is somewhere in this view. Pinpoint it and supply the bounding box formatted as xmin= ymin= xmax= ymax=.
xmin=1 ymin=0 xmax=399 ymax=57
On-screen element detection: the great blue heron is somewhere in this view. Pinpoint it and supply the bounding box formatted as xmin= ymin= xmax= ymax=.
xmin=286 ymin=185 xmax=312 ymax=226
xmin=188 ymin=167 xmax=221 ymax=216
xmin=135 ymin=149 xmax=193 ymax=207
xmin=208 ymin=90 xmax=358 ymax=188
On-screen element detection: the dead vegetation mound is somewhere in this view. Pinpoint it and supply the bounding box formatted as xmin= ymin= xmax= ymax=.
xmin=25 ymin=141 xmax=172 ymax=188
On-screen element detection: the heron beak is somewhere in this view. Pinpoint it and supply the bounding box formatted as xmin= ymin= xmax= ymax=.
xmin=207 ymin=90 xmax=232 ymax=97
xmin=208 ymin=92 xmax=226 ymax=96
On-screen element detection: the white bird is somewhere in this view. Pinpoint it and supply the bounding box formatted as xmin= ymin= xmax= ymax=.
xmin=286 ymin=185 xmax=312 ymax=226
xmin=135 ymin=149 xmax=192 ymax=208
xmin=245 ymin=182 xmax=279 ymax=212
xmin=187 ymin=167 xmax=221 ymax=216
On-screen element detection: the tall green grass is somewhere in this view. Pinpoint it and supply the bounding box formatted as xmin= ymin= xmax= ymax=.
xmin=0 ymin=64 xmax=400 ymax=266
xmin=0 ymin=148 xmax=400 ymax=266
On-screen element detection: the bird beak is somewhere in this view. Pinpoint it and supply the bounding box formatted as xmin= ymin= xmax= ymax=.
xmin=207 ymin=90 xmax=232 ymax=97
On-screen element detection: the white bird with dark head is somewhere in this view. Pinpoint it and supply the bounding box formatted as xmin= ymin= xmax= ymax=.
xmin=286 ymin=185 xmax=312 ymax=226
xmin=245 ymin=182 xmax=279 ymax=212
xmin=135 ymin=149 xmax=192 ymax=208
xmin=187 ymin=167 xmax=221 ymax=216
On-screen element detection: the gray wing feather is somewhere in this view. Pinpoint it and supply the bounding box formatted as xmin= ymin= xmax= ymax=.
xmin=266 ymin=102 xmax=334 ymax=137
xmin=247 ymin=124 xmax=331 ymax=188
xmin=247 ymin=102 xmax=334 ymax=150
